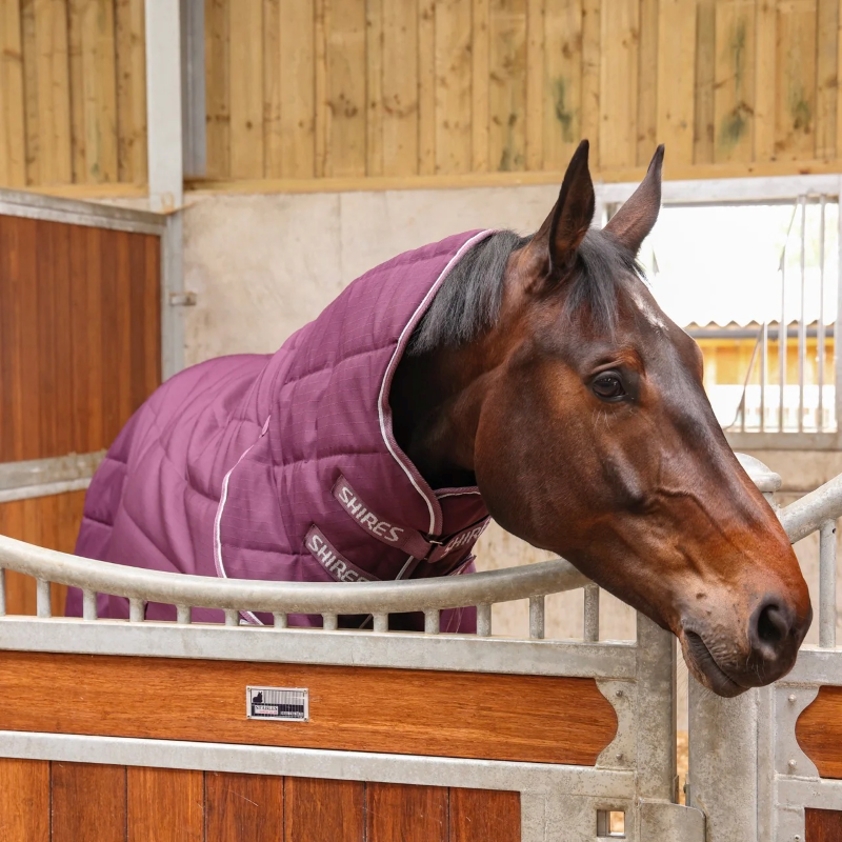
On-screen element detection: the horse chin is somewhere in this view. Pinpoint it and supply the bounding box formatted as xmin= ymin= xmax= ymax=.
xmin=680 ymin=630 xmax=748 ymax=698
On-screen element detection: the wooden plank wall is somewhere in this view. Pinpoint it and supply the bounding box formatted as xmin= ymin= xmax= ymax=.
xmin=0 ymin=214 xmax=162 ymax=614
xmin=0 ymin=0 xmax=147 ymax=194
xmin=200 ymin=0 xmax=842 ymax=186
xmin=0 ymin=761 xmax=522 ymax=842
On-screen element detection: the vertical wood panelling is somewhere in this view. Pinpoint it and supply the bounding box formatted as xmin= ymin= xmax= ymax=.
xmin=471 ymin=0 xmax=490 ymax=172
xmin=127 ymin=767 xmax=204 ymax=842
xmin=435 ymin=0 xmax=473 ymax=173
xmin=657 ymin=0 xmax=697 ymax=166
xmin=775 ymin=0 xmax=817 ymax=160
xmin=636 ymin=0 xmax=659 ymax=164
xmin=524 ymin=0 xmax=543 ymax=169
xmin=325 ymin=0 xmax=367 ymax=176
xmin=115 ymin=0 xmax=147 ymax=184
xmin=599 ymin=0 xmax=639 ymax=169
xmin=365 ymin=0 xmax=384 ymax=176
xmin=814 ymin=0 xmax=838 ymax=157
xmin=0 ymin=0 xmax=27 ymax=185
xmin=283 ymin=777 xmax=364 ymax=842
xmin=694 ymin=0 xmax=716 ymax=163
xmin=382 ymin=0 xmax=419 ymax=175
xmin=205 ymin=771 xmax=284 ymax=842
xmin=51 ymin=762 xmax=127 ymax=842
xmin=278 ymin=0 xmax=316 ymax=177
xmin=754 ymin=0 xmax=777 ymax=160
xmin=488 ymin=0 xmax=528 ymax=172
xmin=205 ymin=0 xmax=231 ymax=178
xmin=543 ymin=1 xmax=582 ymax=171
xmin=229 ymin=0 xmax=264 ymax=177
xmin=579 ymin=0 xmax=601 ymax=162
xmin=417 ymin=0 xmax=436 ymax=173
xmin=0 ymin=759 xmax=49 ymax=842
xmin=450 ymin=788 xmax=521 ymax=842
xmin=713 ymin=0 xmax=756 ymax=162
xmin=366 ymin=783 xmax=448 ymax=842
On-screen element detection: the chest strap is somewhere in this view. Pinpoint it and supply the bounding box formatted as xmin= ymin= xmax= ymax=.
xmin=333 ymin=475 xmax=488 ymax=562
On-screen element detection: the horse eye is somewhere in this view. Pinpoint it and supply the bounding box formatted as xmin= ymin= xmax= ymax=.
xmin=592 ymin=374 xmax=626 ymax=401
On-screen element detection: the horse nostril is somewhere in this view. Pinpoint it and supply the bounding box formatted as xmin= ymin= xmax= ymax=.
xmin=750 ymin=599 xmax=793 ymax=661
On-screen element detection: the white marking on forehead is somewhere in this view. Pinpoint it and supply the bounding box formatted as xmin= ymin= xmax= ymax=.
xmin=628 ymin=283 xmax=667 ymax=331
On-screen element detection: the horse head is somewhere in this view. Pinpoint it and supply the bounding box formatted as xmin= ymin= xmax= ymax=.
xmin=395 ymin=140 xmax=812 ymax=696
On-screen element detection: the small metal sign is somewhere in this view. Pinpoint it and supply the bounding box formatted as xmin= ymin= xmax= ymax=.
xmin=246 ymin=686 xmax=309 ymax=721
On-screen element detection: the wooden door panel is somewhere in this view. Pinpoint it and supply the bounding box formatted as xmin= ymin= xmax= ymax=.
xmin=127 ymin=767 xmax=204 ymax=842
xmin=205 ymin=771 xmax=284 ymax=842
xmin=51 ymin=762 xmax=126 ymax=842
xmin=0 ymin=759 xmax=49 ymax=842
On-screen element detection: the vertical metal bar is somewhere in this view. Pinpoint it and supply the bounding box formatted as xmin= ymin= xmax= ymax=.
xmin=373 ymin=613 xmax=389 ymax=633
xmin=476 ymin=604 xmax=492 ymax=637
xmin=424 ymin=609 xmax=440 ymax=634
xmin=818 ymin=195 xmax=827 ymax=431
xmin=129 ymin=599 xmax=145 ymax=622
xmin=0 ymin=569 xmax=6 ymax=616
xmin=176 ymin=604 xmax=191 ymax=624
xmin=180 ymin=0 xmax=206 ymax=177
xmin=798 ymin=196 xmax=807 ymax=431
xmin=36 ymin=579 xmax=51 ymax=618
xmin=836 ymin=178 xmax=842 ymax=432
xmin=224 ymin=609 xmax=239 ymax=626
xmin=820 ymin=519 xmax=837 ymax=648
xmin=322 ymin=613 xmax=338 ymax=631
xmin=273 ymin=613 xmax=288 ymax=629
xmin=146 ymin=0 xmax=183 ymax=211
xmin=583 ymin=584 xmax=599 ymax=642
xmin=779 ymin=204 xmax=799 ymax=431
xmin=759 ymin=321 xmax=768 ymax=431
xmin=82 ymin=590 xmax=97 ymax=621
xmin=528 ymin=596 xmax=545 ymax=640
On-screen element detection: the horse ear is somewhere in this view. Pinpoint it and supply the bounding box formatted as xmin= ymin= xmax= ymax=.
xmin=532 ymin=139 xmax=595 ymax=277
xmin=604 ymin=145 xmax=664 ymax=253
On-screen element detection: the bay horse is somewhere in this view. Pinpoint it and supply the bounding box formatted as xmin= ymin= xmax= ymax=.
xmin=71 ymin=140 xmax=811 ymax=698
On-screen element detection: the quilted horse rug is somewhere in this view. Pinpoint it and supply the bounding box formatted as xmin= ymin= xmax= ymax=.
xmin=67 ymin=230 xmax=494 ymax=631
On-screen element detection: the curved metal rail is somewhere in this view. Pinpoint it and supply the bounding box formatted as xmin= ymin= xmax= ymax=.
xmin=0 ymin=453 xmax=838 ymax=622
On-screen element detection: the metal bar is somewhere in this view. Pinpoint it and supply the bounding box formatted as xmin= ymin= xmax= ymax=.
xmin=781 ymin=472 xmax=842 ymax=543
xmin=0 ymin=189 xmax=166 ymax=231
xmin=35 ymin=579 xmax=51 ymax=618
xmin=424 ymin=609 xmax=440 ymax=635
xmin=176 ymin=604 xmax=191 ymax=624
xmin=0 ymin=478 xmax=92 ymax=505
xmin=780 ymin=203 xmax=799 ymax=431
xmin=180 ymin=0 xmax=206 ymax=178
xmin=818 ymin=195 xmax=827 ymax=431
xmin=820 ymin=519 xmax=838 ymax=648
xmin=273 ymin=613 xmax=288 ymax=629
xmin=584 ymin=584 xmax=599 ymax=642
xmin=322 ymin=613 xmax=338 ymax=631
xmin=0 ymin=568 xmax=5 ymax=616
xmin=0 ymin=451 xmax=106 ymax=491
xmin=372 ymin=614 xmax=388 ymax=633
xmin=161 ymin=213 xmax=186 ymax=380
xmin=224 ymin=609 xmax=239 ymax=627
xmin=760 ymin=321 xmax=768 ymax=431
xmin=798 ymin=196 xmax=807 ymax=432
xmin=528 ymin=596 xmax=545 ymax=640
xmin=82 ymin=589 xmax=97 ymax=621
xmin=836 ymin=175 xmax=842 ymax=432
xmin=145 ymin=0 xmax=183 ymax=212
xmin=476 ymin=604 xmax=492 ymax=636
xmin=129 ymin=599 xmax=145 ymax=623
xmin=0 ymin=535 xmax=591 ymax=616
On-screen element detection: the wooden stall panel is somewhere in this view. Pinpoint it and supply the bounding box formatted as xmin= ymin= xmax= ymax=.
xmin=283 ymin=777 xmax=364 ymax=842
xmin=0 ymin=652 xmax=618 ymax=766
xmin=366 ymin=783 xmax=448 ymax=842
xmin=806 ymin=808 xmax=842 ymax=841
xmin=0 ymin=758 xmax=49 ymax=842
xmin=205 ymin=771 xmax=283 ymax=842
xmin=797 ymin=686 xmax=842 ymax=778
xmin=51 ymin=762 xmax=126 ymax=842
xmin=450 ymin=787 xmax=521 ymax=842
xmin=127 ymin=767 xmax=204 ymax=842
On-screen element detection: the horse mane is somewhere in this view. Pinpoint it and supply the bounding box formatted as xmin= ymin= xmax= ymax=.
xmin=408 ymin=228 xmax=644 ymax=355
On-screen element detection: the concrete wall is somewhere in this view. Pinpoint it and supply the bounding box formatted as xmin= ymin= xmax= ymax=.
xmin=181 ymin=189 xmax=842 ymax=648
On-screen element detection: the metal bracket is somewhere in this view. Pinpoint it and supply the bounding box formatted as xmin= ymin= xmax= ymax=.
xmin=169 ymin=291 xmax=197 ymax=307
xmin=638 ymin=800 xmax=705 ymax=841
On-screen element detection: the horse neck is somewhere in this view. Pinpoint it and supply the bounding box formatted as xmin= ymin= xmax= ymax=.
xmin=389 ymin=340 xmax=493 ymax=490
